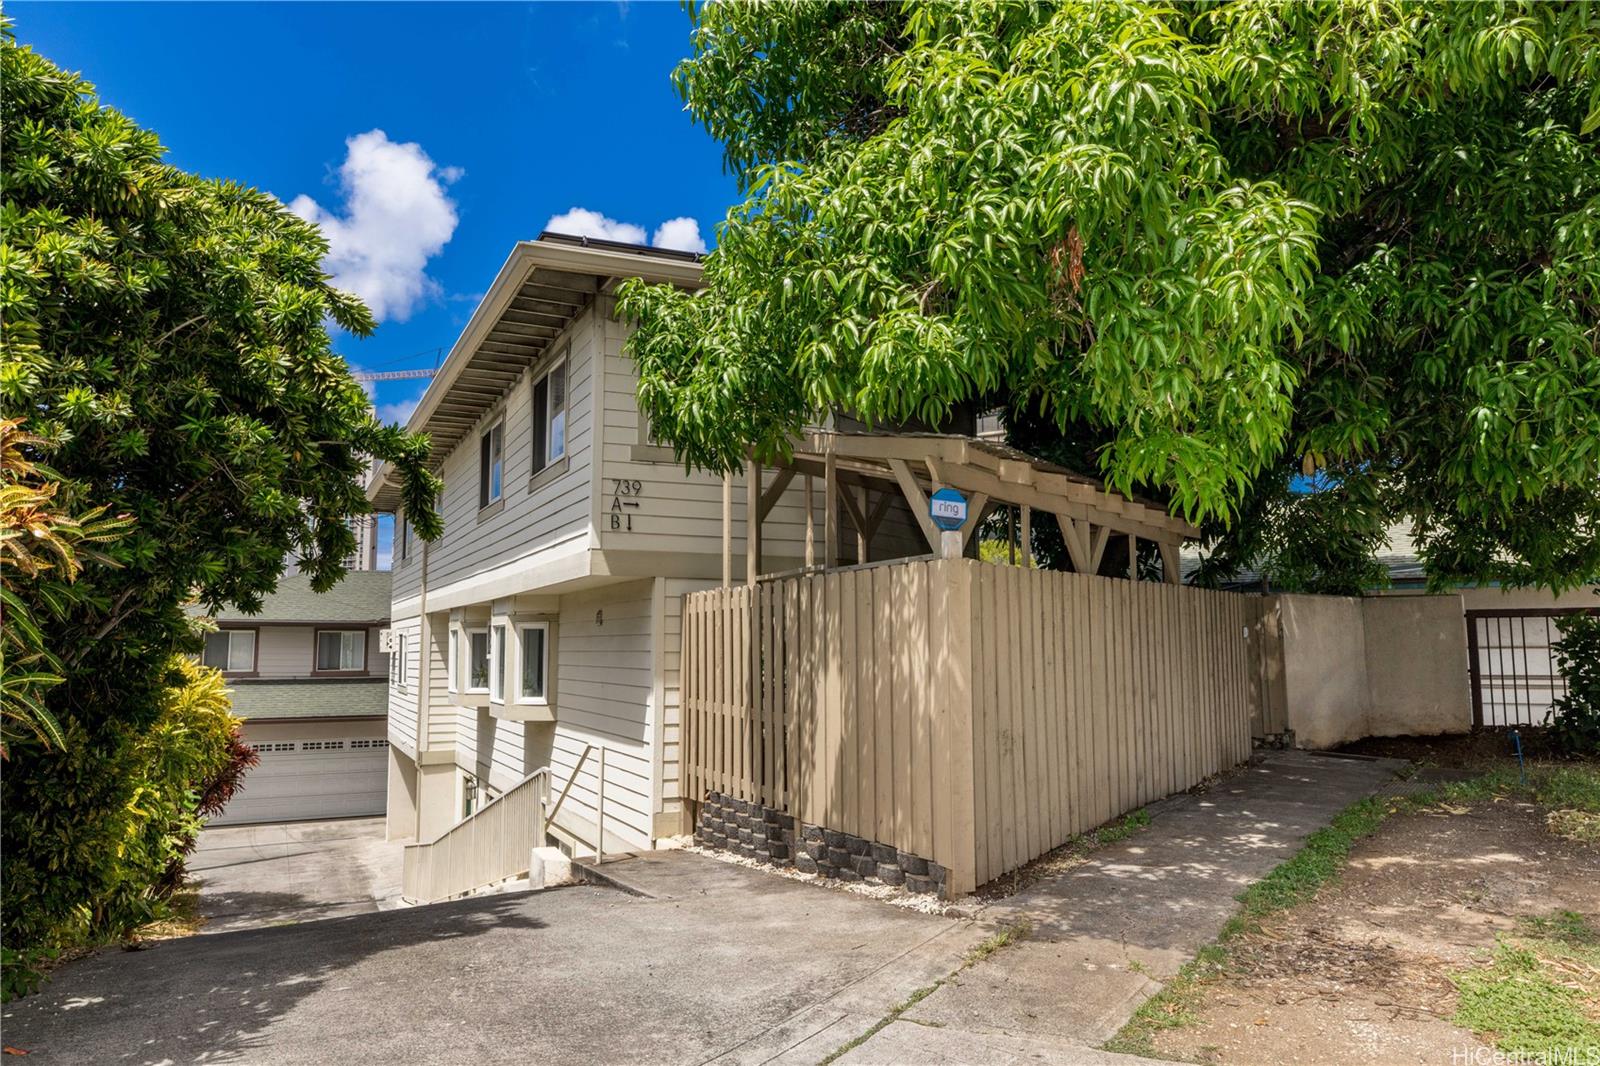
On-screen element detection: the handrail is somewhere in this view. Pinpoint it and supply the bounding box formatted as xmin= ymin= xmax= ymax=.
xmin=545 ymin=743 xmax=594 ymax=826
xmin=401 ymin=765 xmax=551 ymax=903
xmin=407 ymin=765 xmax=550 ymax=851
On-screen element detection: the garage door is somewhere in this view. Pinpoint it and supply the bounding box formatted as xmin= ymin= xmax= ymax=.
xmin=211 ymin=735 xmax=388 ymax=825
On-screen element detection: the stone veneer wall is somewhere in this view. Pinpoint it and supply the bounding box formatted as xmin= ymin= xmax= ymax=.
xmin=695 ymin=791 xmax=947 ymax=898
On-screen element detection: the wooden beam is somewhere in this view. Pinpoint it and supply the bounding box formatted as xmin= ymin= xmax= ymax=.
xmin=1089 ymin=523 xmax=1111 ymax=574
xmin=746 ymin=458 xmax=761 ymax=586
xmin=1158 ymin=540 xmax=1181 ymax=585
xmin=888 ymin=457 xmax=943 ymax=553
xmin=721 ymin=474 xmax=732 ymax=588
xmin=804 ymin=474 xmax=815 ymax=569
xmin=961 ymin=493 xmax=990 ymax=548
xmin=756 ymin=468 xmax=795 ymax=523
xmin=824 ymin=449 xmax=838 ymax=568
xmin=1054 ymin=513 xmax=1091 ymax=572
xmin=864 ymin=489 xmax=894 ymax=542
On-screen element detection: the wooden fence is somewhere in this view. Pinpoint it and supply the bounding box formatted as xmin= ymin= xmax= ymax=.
xmin=680 ymin=558 xmax=1259 ymax=895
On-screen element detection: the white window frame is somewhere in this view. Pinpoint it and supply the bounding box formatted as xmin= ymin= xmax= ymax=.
xmin=479 ymin=419 xmax=505 ymax=508
xmin=531 ymin=355 xmax=567 ymax=473
xmin=394 ymin=632 xmax=409 ymax=688
xmin=399 ymin=509 xmax=410 ymax=563
xmin=202 ymin=628 xmax=257 ymax=675
xmin=514 ymin=621 xmax=551 ymax=705
xmin=447 ymin=627 xmax=459 ymax=694
xmin=464 ymin=627 xmax=490 ymax=693
xmin=489 ymin=623 xmax=508 ymax=704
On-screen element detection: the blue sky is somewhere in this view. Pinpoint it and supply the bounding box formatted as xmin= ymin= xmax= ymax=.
xmin=11 ymin=1 xmax=738 ymax=427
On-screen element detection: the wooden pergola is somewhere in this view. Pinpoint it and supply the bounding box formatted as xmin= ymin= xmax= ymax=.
xmin=722 ymin=431 xmax=1199 ymax=587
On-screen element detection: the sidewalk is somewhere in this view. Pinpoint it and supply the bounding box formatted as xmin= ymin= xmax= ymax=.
xmin=837 ymin=750 xmax=1409 ymax=1064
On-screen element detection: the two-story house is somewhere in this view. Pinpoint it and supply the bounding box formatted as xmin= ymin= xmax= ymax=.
xmin=195 ymin=570 xmax=392 ymax=824
xmin=368 ymin=235 xmax=952 ymax=850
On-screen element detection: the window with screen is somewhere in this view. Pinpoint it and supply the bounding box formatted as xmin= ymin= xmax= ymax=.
xmin=531 ymin=357 xmax=567 ymax=473
xmin=315 ymin=630 xmax=367 ymax=672
xmin=479 ymin=420 xmax=504 ymax=507
xmin=202 ymin=630 xmax=256 ymax=673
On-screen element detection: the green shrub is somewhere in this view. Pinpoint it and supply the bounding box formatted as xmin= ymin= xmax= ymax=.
xmin=1 ymin=657 xmax=241 ymax=998
xmin=1548 ymin=611 xmax=1600 ymax=756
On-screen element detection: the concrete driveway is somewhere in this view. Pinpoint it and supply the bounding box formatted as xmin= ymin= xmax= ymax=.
xmin=3 ymin=852 xmax=980 ymax=1066
xmin=189 ymin=817 xmax=404 ymax=933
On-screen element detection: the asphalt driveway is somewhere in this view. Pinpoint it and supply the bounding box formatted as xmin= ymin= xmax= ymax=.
xmin=189 ymin=816 xmax=404 ymax=933
xmin=2 ymin=852 xmax=981 ymax=1065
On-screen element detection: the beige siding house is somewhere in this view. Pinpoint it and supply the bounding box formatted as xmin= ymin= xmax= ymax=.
xmin=371 ymin=236 xmax=838 ymax=850
xmin=193 ymin=571 xmax=392 ymax=824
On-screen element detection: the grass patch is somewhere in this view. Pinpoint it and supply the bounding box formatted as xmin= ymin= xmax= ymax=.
xmin=1453 ymin=939 xmax=1600 ymax=1060
xmin=818 ymin=920 xmax=1032 ymax=1064
xmin=1104 ymin=761 xmax=1600 ymax=1059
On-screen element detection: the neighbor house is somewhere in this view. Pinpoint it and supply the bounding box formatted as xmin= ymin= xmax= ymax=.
xmin=195 ymin=570 xmax=392 ymax=824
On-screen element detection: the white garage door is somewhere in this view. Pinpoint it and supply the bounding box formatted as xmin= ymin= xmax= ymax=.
xmin=211 ymin=735 xmax=387 ymax=825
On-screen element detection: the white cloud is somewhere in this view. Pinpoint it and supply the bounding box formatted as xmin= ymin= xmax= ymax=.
xmin=289 ymin=130 xmax=461 ymax=323
xmin=652 ymin=216 xmax=708 ymax=254
xmin=545 ymin=207 xmax=647 ymax=245
xmin=545 ymin=207 xmax=707 ymax=254
xmin=375 ymin=393 xmax=423 ymax=427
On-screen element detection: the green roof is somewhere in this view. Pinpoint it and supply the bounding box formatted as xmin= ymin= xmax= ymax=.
xmin=227 ymin=677 xmax=388 ymax=720
xmin=202 ymin=571 xmax=392 ymax=624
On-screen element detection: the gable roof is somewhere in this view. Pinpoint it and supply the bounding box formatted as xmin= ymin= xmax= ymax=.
xmin=205 ymin=570 xmax=393 ymax=625
xmin=368 ymin=236 xmax=702 ymax=511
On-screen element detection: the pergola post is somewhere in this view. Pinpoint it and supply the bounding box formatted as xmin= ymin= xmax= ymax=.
xmin=1020 ymin=506 xmax=1032 ymax=568
xmin=1127 ymin=533 xmax=1138 ymax=581
xmin=721 ymin=473 xmax=732 ymax=588
xmin=746 ymin=457 xmax=761 ymax=586
xmin=824 ymin=449 xmax=838 ymax=568
xmin=804 ymin=474 xmax=815 ymax=569
xmin=1158 ymin=540 xmax=1181 ymax=585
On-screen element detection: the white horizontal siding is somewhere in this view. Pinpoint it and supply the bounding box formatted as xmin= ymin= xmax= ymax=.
xmin=386 ymin=615 xmax=420 ymax=757
xmin=548 ymin=582 xmax=656 ymax=850
xmin=417 ymin=309 xmax=598 ymax=600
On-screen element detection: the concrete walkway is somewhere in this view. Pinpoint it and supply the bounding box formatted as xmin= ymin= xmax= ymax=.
xmin=839 ymin=750 xmax=1409 ymax=1064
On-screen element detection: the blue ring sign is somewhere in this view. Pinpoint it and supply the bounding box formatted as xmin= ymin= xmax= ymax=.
xmin=929 ymin=488 xmax=969 ymax=532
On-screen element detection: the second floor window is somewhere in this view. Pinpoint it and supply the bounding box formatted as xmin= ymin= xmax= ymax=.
xmin=316 ymin=630 xmax=367 ymax=673
xmin=399 ymin=510 xmax=410 ymax=562
xmin=531 ymin=357 xmax=567 ymax=473
xmin=479 ymin=420 xmax=504 ymax=507
xmin=202 ymin=629 xmax=256 ymax=674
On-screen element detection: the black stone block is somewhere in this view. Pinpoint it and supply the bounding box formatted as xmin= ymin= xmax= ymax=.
xmin=897 ymin=852 xmax=929 ymax=876
xmin=876 ymin=863 xmax=905 ymax=885
xmin=870 ymin=842 xmax=898 ymax=864
xmin=904 ymin=874 xmax=935 ymax=894
xmin=767 ymin=842 xmax=790 ymax=862
xmin=851 ymin=854 xmax=877 ymax=877
xmin=822 ymin=829 xmax=847 ymax=848
xmin=836 ymin=867 xmax=863 ymax=882
xmin=795 ymin=854 xmax=819 ymax=874
xmin=826 ymin=847 xmax=851 ymax=867
xmin=845 ymin=836 xmax=870 ymax=857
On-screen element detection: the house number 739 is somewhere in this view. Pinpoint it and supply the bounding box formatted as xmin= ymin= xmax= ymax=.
xmin=609 ymin=479 xmax=642 ymax=530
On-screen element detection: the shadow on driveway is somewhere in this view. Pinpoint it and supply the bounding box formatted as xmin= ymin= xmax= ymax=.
xmin=3 ymin=893 xmax=545 ymax=1064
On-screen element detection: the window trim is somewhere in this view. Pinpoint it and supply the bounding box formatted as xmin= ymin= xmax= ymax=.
xmin=203 ymin=627 xmax=259 ymax=676
xmin=463 ymin=626 xmax=491 ymax=694
xmin=447 ymin=627 xmax=459 ymax=694
xmin=312 ymin=627 xmax=369 ymax=676
xmin=398 ymin=509 xmax=410 ymax=564
xmin=514 ymin=621 xmax=551 ymax=706
xmin=530 ymin=353 xmax=568 ymax=475
xmin=392 ymin=631 xmax=410 ymax=688
xmin=479 ymin=419 xmax=506 ymax=509
xmin=488 ymin=623 xmax=509 ymax=704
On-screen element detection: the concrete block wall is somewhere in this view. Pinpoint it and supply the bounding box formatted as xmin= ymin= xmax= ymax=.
xmin=1274 ymin=593 xmax=1472 ymax=748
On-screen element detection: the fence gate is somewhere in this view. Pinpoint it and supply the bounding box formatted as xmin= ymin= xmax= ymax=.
xmin=1466 ymin=609 xmax=1592 ymax=727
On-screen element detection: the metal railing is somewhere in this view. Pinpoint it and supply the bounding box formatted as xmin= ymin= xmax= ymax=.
xmin=402 ymin=766 xmax=550 ymax=904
